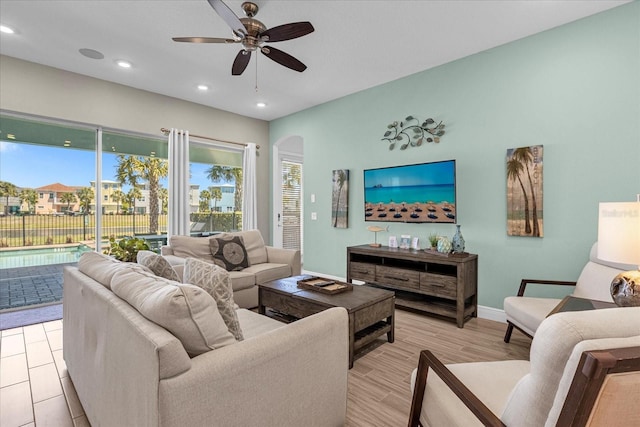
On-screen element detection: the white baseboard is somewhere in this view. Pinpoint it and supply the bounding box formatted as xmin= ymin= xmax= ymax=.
xmin=301 ymin=269 xmax=507 ymax=324
xmin=477 ymin=305 xmax=506 ymax=323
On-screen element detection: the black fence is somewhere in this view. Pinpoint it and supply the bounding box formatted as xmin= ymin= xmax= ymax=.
xmin=0 ymin=212 xmax=242 ymax=248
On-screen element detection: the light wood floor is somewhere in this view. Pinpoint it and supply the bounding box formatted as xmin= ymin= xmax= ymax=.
xmin=0 ymin=310 xmax=531 ymax=427
xmin=346 ymin=309 xmax=531 ymax=426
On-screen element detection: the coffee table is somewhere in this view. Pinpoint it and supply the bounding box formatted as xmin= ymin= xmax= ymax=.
xmin=258 ymin=275 xmax=395 ymax=368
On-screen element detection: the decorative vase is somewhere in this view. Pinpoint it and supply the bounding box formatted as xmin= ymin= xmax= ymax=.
xmin=451 ymin=225 xmax=465 ymax=253
xmin=610 ymin=270 xmax=640 ymax=307
xmin=437 ymin=237 xmax=452 ymax=254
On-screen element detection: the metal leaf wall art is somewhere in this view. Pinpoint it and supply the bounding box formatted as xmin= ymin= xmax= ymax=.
xmin=381 ymin=116 xmax=445 ymax=150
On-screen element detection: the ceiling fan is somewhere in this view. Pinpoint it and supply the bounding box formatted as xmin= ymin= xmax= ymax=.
xmin=173 ymin=0 xmax=314 ymax=76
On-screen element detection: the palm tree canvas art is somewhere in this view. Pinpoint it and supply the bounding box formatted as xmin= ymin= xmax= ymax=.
xmin=332 ymin=169 xmax=349 ymax=228
xmin=507 ymin=145 xmax=543 ymax=237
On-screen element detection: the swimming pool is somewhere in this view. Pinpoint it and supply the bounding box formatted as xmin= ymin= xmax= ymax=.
xmin=0 ymin=245 xmax=92 ymax=269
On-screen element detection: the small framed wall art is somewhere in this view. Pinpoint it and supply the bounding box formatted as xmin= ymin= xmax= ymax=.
xmin=332 ymin=169 xmax=349 ymax=228
xmin=506 ymin=145 xmax=544 ymax=237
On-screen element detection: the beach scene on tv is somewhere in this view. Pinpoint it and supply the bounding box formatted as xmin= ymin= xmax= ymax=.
xmin=364 ymin=161 xmax=456 ymax=223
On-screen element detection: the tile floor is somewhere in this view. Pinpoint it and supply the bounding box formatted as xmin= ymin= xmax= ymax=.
xmin=0 ymin=320 xmax=89 ymax=427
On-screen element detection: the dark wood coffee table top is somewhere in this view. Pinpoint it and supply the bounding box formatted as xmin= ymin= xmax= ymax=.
xmin=260 ymin=275 xmax=394 ymax=312
xmin=548 ymin=295 xmax=617 ymax=316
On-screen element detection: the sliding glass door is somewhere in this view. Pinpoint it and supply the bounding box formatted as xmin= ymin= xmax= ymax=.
xmin=188 ymin=140 xmax=243 ymax=234
xmin=100 ymin=130 xmax=168 ymax=251
xmin=0 ymin=113 xmax=97 ymax=311
xmin=0 ymin=112 xmax=249 ymax=311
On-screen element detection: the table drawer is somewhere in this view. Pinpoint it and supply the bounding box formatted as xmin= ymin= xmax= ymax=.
xmin=260 ymin=289 xmax=325 ymax=319
xmin=353 ymin=296 xmax=394 ymax=331
xmin=259 ymin=289 xmax=290 ymax=312
xmin=376 ymin=266 xmax=420 ymax=290
xmin=420 ymin=272 xmax=457 ymax=299
xmin=350 ymin=262 xmax=376 ymax=282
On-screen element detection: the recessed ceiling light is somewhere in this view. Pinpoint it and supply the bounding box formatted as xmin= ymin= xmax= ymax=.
xmin=0 ymin=25 xmax=15 ymax=34
xmin=197 ymin=85 xmax=209 ymax=91
xmin=116 ymin=60 xmax=132 ymax=68
xmin=79 ymin=48 xmax=104 ymax=60
xmin=256 ymin=102 xmax=266 ymax=108
xmin=7 ymin=134 xmax=16 ymax=139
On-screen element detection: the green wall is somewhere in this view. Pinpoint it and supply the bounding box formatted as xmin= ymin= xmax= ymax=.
xmin=270 ymin=3 xmax=640 ymax=310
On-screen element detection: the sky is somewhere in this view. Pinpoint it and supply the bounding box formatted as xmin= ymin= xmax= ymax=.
xmin=0 ymin=141 xmax=227 ymax=191
xmin=363 ymin=160 xmax=456 ymax=188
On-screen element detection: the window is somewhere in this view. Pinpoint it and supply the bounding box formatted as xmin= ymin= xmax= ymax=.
xmin=1 ymin=113 xmax=248 ymax=258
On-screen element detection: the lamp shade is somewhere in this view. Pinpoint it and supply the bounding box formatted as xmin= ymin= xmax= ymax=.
xmin=597 ymin=202 xmax=640 ymax=267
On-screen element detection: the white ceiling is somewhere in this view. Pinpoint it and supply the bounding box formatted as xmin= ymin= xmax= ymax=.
xmin=0 ymin=0 xmax=630 ymax=121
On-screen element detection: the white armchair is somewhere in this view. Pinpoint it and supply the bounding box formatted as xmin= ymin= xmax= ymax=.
xmin=503 ymin=242 xmax=636 ymax=342
xmin=408 ymin=307 xmax=640 ymax=427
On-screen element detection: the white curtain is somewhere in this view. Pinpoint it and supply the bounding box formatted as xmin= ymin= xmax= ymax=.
xmin=242 ymin=143 xmax=257 ymax=231
xmin=168 ymin=129 xmax=190 ymax=238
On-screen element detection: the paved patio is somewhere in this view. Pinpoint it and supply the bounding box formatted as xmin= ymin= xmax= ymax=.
xmin=0 ymin=263 xmax=72 ymax=311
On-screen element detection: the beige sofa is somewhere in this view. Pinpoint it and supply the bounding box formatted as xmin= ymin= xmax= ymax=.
xmin=409 ymin=307 xmax=640 ymax=426
xmin=63 ymin=254 xmax=348 ymax=427
xmin=161 ymin=229 xmax=301 ymax=308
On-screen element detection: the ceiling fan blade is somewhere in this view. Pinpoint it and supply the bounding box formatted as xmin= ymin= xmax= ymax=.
xmin=172 ymin=37 xmax=238 ymax=43
xmin=207 ymin=0 xmax=246 ymax=38
xmin=260 ymin=46 xmax=307 ymax=72
xmin=260 ymin=22 xmax=314 ymax=42
xmin=232 ymin=50 xmax=252 ymax=75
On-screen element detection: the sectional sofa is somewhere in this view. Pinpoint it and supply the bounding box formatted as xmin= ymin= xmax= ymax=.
xmin=63 ymin=252 xmax=348 ymax=427
xmin=161 ymin=229 xmax=301 ymax=308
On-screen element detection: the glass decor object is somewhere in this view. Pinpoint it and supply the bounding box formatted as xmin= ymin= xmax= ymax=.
xmin=437 ymin=236 xmax=452 ymax=254
xmin=452 ymin=225 xmax=465 ymax=253
xmin=597 ymin=201 xmax=640 ymax=307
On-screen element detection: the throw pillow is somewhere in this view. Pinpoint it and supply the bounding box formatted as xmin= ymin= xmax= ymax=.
xmin=209 ymin=235 xmax=250 ymax=271
xmin=183 ymin=257 xmax=244 ymax=341
xmin=111 ymin=268 xmax=236 ymax=357
xmin=137 ymin=250 xmax=181 ymax=282
xmin=168 ymin=235 xmax=215 ymax=262
xmin=77 ymin=251 xmax=149 ymax=290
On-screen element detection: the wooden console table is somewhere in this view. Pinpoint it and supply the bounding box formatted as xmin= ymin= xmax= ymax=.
xmin=347 ymin=245 xmax=478 ymax=327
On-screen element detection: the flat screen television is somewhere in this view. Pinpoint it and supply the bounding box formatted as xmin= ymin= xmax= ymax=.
xmin=364 ymin=160 xmax=456 ymax=223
